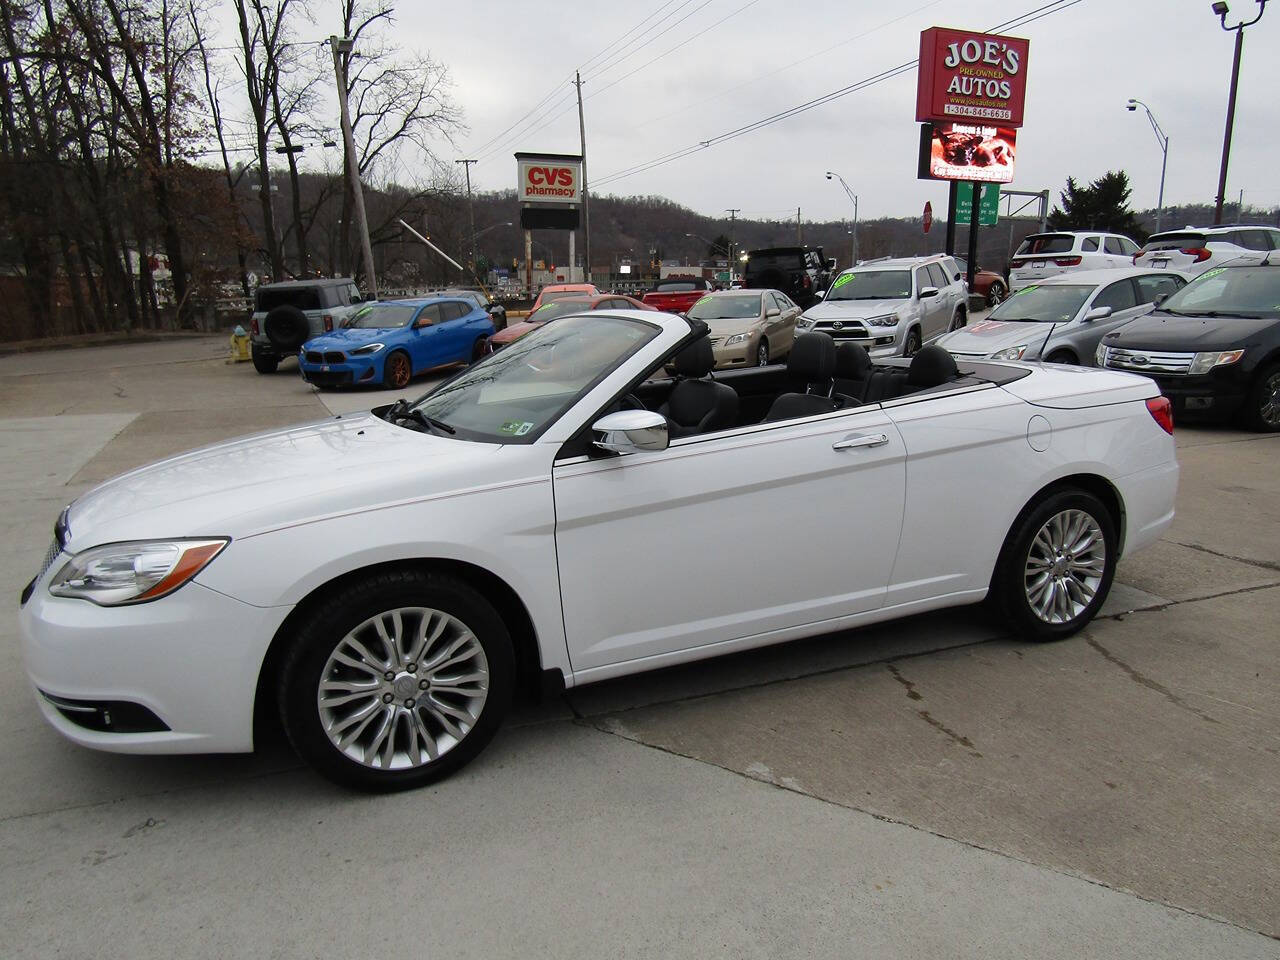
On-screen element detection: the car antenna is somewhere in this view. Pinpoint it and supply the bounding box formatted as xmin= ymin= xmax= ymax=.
xmin=1037 ymin=319 xmax=1059 ymax=363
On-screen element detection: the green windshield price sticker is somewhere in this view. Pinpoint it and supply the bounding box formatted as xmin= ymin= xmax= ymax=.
xmin=833 ymin=273 xmax=856 ymax=289
xmin=1199 ymin=268 xmax=1226 ymax=281
xmin=694 ymin=296 xmax=713 ymax=307
xmin=1011 ymin=285 xmax=1036 ymax=295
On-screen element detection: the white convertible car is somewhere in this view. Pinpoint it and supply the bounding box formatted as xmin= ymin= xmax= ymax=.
xmin=20 ymin=311 xmax=1178 ymax=790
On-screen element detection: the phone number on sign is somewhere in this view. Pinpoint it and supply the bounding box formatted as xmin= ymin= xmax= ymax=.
xmin=944 ymin=104 xmax=1014 ymax=120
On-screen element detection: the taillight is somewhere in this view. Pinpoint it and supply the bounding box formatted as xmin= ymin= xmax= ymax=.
xmin=250 ymin=318 xmax=259 ymax=335
xmin=1053 ymin=256 xmax=1082 ymax=267
xmin=1146 ymin=396 xmax=1174 ymax=435
xmin=802 ymin=275 xmax=812 ymax=288
xmin=323 ymin=314 xmax=334 ymax=332
xmin=1181 ymin=247 xmax=1211 ymax=262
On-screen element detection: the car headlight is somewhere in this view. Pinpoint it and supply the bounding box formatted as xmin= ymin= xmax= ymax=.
xmin=1096 ymin=343 xmax=1109 ymax=366
xmin=990 ymin=344 xmax=1029 ymax=361
xmin=49 ymin=539 xmax=228 ymax=606
xmin=1188 ymin=349 xmax=1244 ymax=375
xmin=865 ymin=314 xmax=898 ymax=327
xmin=348 ymin=342 xmax=385 ymax=356
xmin=796 ymin=317 xmax=815 ymax=330
xmin=723 ymin=333 xmax=750 ymax=346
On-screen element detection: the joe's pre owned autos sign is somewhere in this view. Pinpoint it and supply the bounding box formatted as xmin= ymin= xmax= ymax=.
xmin=915 ymin=27 xmax=1030 ymax=126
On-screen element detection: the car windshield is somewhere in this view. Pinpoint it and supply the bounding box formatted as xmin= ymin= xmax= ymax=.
xmin=346 ymin=303 xmax=418 ymax=329
xmin=687 ymin=294 xmax=761 ymax=320
xmin=540 ymin=289 xmax=586 ymax=303
xmin=989 ymin=284 xmax=1093 ymax=322
xmin=826 ymin=270 xmax=911 ymax=301
xmin=528 ymin=299 xmax=593 ymax=322
xmin=1161 ymin=266 xmax=1280 ymax=319
xmin=1016 ymin=234 xmax=1076 ymax=255
xmin=408 ymin=314 xmax=660 ymax=443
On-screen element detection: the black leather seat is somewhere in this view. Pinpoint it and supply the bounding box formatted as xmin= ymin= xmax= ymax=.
xmin=834 ymin=342 xmax=873 ymax=401
xmin=764 ymin=332 xmax=845 ymax=422
xmin=658 ymin=337 xmax=739 ymax=438
xmin=905 ymin=344 xmax=960 ymax=390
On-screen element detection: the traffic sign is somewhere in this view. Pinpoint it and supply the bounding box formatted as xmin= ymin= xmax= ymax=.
xmin=923 ymin=201 xmax=933 ymax=233
xmin=955 ymin=183 xmax=1000 ymax=225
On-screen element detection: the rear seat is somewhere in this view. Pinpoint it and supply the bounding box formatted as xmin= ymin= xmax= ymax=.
xmin=834 ymin=343 xmax=960 ymax=404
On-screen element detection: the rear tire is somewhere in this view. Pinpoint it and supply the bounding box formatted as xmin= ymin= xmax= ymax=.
xmin=471 ymin=336 xmax=489 ymax=362
xmin=987 ymin=281 xmax=1006 ymax=307
xmin=1244 ymin=363 xmax=1280 ymax=432
xmin=251 ymin=348 xmax=279 ymax=374
xmin=991 ymin=488 xmax=1117 ymax=642
xmin=277 ymin=569 xmax=514 ymax=792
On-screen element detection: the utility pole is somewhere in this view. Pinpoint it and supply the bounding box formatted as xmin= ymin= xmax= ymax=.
xmin=574 ymin=72 xmax=592 ymax=284
xmin=796 ymin=207 xmax=802 ymax=244
xmin=330 ymin=36 xmax=377 ymax=298
xmin=455 ymin=158 xmax=477 ymax=279
xmin=726 ymin=208 xmax=739 ymax=281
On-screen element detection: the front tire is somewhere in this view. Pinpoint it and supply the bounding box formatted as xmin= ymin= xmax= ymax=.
xmin=991 ymin=489 xmax=1117 ymax=642
xmin=1045 ymin=350 xmax=1076 ymax=365
xmin=383 ymin=350 xmax=412 ymax=389
xmin=1245 ymin=363 xmax=1280 ymax=432
xmin=278 ymin=569 xmax=514 ymax=792
xmin=756 ymin=340 xmax=770 ymax=367
xmin=987 ymin=281 xmax=1007 ymax=307
xmin=903 ymin=327 xmax=922 ymax=357
xmin=471 ymin=336 xmax=489 ymax=362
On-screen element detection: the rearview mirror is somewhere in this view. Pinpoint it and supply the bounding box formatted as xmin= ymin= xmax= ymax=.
xmin=1083 ymin=306 xmax=1113 ymax=322
xmin=918 ymin=286 xmax=939 ymax=299
xmin=592 ymin=410 xmax=668 ymax=455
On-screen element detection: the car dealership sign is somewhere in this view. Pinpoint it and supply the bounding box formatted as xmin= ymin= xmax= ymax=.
xmin=515 ymin=152 xmax=582 ymax=204
xmin=916 ymin=27 xmax=1030 ymax=126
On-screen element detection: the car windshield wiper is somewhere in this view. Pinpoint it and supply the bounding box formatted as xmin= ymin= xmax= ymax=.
xmin=383 ymin=399 xmax=456 ymax=435
xmin=1165 ymin=309 xmax=1266 ymax=319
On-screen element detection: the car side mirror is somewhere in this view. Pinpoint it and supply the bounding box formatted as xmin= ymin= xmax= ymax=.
xmin=1083 ymin=306 xmax=1113 ymax=322
xmin=812 ymin=290 xmax=825 ymax=301
xmin=919 ymin=286 xmax=939 ymax=299
xmin=1152 ymin=293 xmax=1170 ymax=308
xmin=766 ymin=307 xmax=781 ymax=318
xmin=591 ymin=410 xmax=669 ymax=455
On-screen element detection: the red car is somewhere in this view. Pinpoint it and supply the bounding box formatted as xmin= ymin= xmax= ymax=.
xmin=487 ymin=294 xmax=653 ymax=352
xmin=954 ymin=257 xmax=1009 ymax=307
xmin=640 ymin=276 xmax=715 ymax=314
xmin=529 ymin=283 xmax=599 ymax=312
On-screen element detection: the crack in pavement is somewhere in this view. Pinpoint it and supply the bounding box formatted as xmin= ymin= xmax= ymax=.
xmin=1086 ymin=637 xmax=1220 ymax=725
xmin=1169 ymin=539 xmax=1280 ymax=573
xmin=886 ymin=663 xmax=982 ymax=757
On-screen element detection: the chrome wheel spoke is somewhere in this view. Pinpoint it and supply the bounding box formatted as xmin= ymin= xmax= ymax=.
xmin=317 ymin=606 xmax=489 ymax=772
xmin=1023 ymin=508 xmax=1106 ymax=625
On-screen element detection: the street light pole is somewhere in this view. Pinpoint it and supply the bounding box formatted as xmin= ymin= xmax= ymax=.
xmin=825 ymin=171 xmax=858 ymax=266
xmin=1126 ymin=99 xmax=1170 ymax=232
xmin=455 ymin=158 xmax=478 ymax=277
xmin=1211 ymin=1 xmax=1268 ymax=225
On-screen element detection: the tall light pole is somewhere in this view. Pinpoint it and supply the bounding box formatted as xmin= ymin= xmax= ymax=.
xmin=330 ymin=35 xmax=377 ymax=297
xmin=1126 ymin=99 xmax=1170 ymax=233
xmin=825 ymin=171 xmax=858 ymax=266
xmin=1210 ymin=1 xmax=1268 ymax=225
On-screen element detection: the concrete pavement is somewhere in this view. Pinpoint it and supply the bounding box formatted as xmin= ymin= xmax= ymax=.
xmin=1 ymin=337 xmax=1276 ymax=957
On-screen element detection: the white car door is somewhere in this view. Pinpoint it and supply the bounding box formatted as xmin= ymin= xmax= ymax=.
xmin=552 ymin=407 xmax=907 ymax=677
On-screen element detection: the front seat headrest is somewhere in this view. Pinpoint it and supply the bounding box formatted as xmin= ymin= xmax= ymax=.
xmin=671 ymin=335 xmax=715 ymax=377
xmin=787 ymin=332 xmax=837 ymax=381
xmin=907 ymin=344 xmax=960 ymax=387
xmin=835 ymin=342 xmax=872 ymax=379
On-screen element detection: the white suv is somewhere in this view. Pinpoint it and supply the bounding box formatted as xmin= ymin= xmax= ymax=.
xmin=1009 ymin=231 xmax=1139 ymax=291
xmin=796 ymin=255 xmax=967 ymax=357
xmin=1133 ymin=225 xmax=1280 ymax=278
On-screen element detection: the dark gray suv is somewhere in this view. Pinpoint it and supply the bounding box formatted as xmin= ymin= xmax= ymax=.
xmin=249 ymin=278 xmax=368 ymax=373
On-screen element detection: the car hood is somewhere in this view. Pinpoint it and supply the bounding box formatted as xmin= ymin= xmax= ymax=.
xmin=937 ymin=318 xmax=1050 ymax=355
xmin=304 ymin=327 xmax=402 ymax=350
xmin=703 ymin=316 xmax=759 ymax=336
xmin=492 ymin=319 xmax=543 ymax=344
xmin=804 ymin=298 xmax=905 ymax=320
xmin=1102 ymin=311 xmax=1279 ymax=351
xmin=62 ymin=414 xmax=505 ymax=550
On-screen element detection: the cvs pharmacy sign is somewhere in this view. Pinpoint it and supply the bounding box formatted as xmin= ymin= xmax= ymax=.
xmin=516 ymin=153 xmax=582 ymax=204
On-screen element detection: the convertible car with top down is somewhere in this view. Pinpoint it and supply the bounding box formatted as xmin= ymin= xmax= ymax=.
xmin=20 ymin=310 xmax=1178 ymax=791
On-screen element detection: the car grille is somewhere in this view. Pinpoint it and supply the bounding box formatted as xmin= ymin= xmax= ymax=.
xmin=305 ymin=351 xmax=323 ymax=363
xmin=37 ymin=539 xmax=61 ymax=581
xmin=304 ymin=370 xmax=354 ymax=387
xmin=1102 ymin=346 xmax=1195 ymax=375
xmin=324 ymin=351 xmax=345 ymax=363
xmin=811 ymin=321 xmax=869 ymax=338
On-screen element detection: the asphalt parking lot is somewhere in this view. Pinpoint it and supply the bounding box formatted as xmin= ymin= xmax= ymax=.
xmin=1 ymin=336 xmax=1277 ymax=958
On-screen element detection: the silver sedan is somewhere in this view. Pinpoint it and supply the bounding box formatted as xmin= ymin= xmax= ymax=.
xmin=936 ymin=268 xmax=1188 ymax=365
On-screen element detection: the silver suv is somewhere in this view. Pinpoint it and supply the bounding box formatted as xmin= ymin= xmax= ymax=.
xmin=249 ymin=278 xmax=369 ymax=374
xmin=796 ymin=255 xmax=967 ymax=357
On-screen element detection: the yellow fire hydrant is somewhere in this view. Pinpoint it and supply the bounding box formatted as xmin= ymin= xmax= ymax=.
xmin=228 ymin=325 xmax=251 ymax=363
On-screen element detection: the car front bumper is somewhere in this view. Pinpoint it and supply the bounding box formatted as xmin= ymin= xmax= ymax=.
xmin=1113 ymin=369 xmax=1249 ymax=422
xmin=298 ymin=354 xmax=383 ymax=387
xmin=712 ymin=339 xmax=755 ymax=368
xmin=20 ymin=574 xmax=292 ymax=754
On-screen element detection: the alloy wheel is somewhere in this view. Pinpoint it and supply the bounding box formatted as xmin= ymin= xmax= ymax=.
xmin=904 ymin=329 xmax=922 ymax=357
xmin=757 ymin=342 xmax=769 ymax=367
xmin=988 ymin=283 xmax=1006 ymax=307
xmin=1023 ymin=509 xmax=1106 ymax=624
xmin=316 ymin=607 xmax=489 ymax=770
xmin=385 ymin=352 xmax=411 ymax=389
xmin=1260 ymin=371 xmax=1280 ymax=428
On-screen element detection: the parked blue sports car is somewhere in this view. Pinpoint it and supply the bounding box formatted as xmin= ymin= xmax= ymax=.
xmin=298 ymin=297 xmax=496 ymax=389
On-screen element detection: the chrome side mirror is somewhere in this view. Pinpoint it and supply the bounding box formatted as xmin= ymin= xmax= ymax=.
xmin=591 ymin=409 xmax=669 ymax=455
xmin=1083 ymin=306 xmax=1113 ymax=322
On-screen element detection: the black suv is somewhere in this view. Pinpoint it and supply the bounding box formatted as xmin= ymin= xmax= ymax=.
xmin=741 ymin=247 xmax=833 ymax=307
xmin=1098 ymin=255 xmax=1280 ymax=431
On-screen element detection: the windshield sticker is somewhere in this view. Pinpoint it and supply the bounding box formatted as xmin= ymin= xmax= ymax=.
xmin=832 ymin=273 xmax=857 ymax=289
xmin=693 ymin=296 xmax=713 ymax=308
xmin=499 ymin=420 xmax=534 ymax=436
xmin=1197 ymin=268 xmax=1226 ymax=281
xmin=1011 ymin=285 xmax=1037 ymax=295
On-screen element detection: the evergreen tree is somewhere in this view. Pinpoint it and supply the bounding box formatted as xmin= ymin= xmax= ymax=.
xmin=1047 ymin=171 xmax=1148 ymax=242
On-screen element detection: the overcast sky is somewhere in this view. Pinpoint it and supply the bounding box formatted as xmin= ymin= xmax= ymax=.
xmin=394 ymin=0 xmax=1273 ymax=224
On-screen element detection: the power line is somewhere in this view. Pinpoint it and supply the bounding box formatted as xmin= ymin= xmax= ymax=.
xmin=578 ymin=0 xmax=703 ymax=84
xmin=594 ymin=0 xmax=1084 ymax=188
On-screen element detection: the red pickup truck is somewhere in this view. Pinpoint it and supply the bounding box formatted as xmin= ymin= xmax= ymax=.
xmin=640 ymin=276 xmax=715 ymax=314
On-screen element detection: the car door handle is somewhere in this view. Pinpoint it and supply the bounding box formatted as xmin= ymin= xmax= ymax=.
xmin=832 ymin=433 xmax=889 ymax=451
